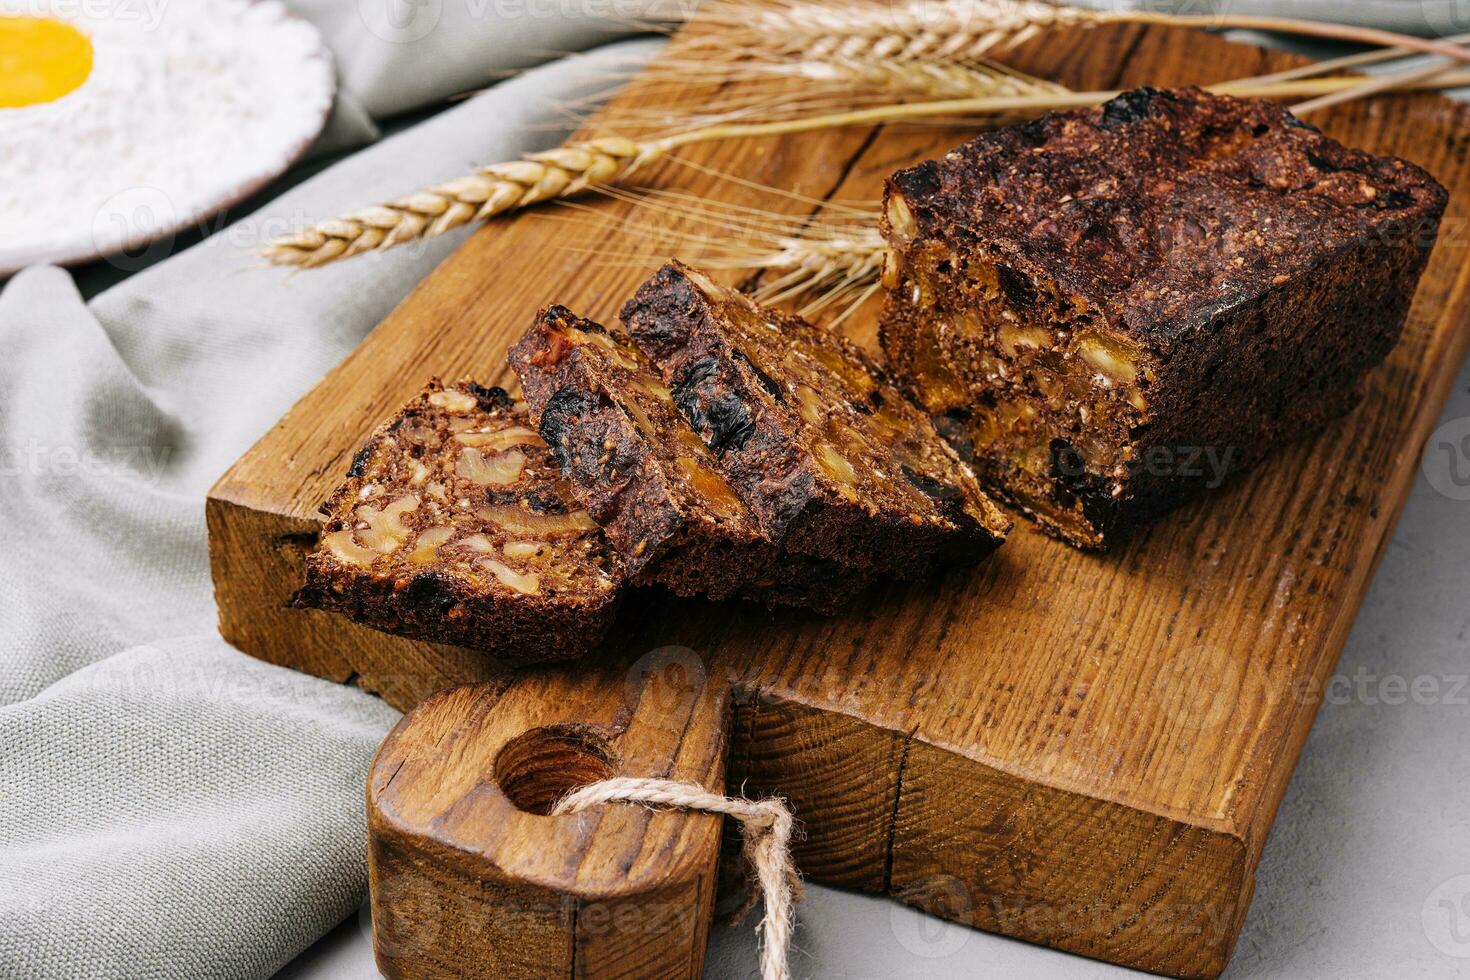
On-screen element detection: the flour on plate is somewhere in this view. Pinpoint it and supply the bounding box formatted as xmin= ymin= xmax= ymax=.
xmin=0 ymin=0 xmax=334 ymax=273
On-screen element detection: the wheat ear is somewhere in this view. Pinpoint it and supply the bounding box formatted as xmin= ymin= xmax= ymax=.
xmin=265 ymin=63 xmax=1470 ymax=269
xmin=584 ymin=56 xmax=1069 ymax=133
xmin=264 ymin=138 xmax=659 ymax=267
xmin=691 ymin=0 xmax=1470 ymax=67
xmin=261 ymin=82 xmax=1083 ymax=268
xmin=536 ymin=181 xmax=887 ymax=323
xmin=689 ymin=0 xmax=1095 ymax=61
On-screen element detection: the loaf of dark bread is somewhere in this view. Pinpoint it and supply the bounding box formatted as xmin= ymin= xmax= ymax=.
xmin=620 ymin=261 xmax=1011 ymax=576
xmin=879 ymin=86 xmax=1447 ymax=548
xmin=293 ymin=380 xmax=623 ymax=661
xmin=510 ymin=305 xmax=870 ymax=612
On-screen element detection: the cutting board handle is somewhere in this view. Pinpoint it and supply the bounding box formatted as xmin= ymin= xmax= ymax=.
xmin=367 ymin=646 xmax=729 ymax=979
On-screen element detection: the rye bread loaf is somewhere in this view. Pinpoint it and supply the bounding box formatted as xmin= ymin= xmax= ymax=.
xmin=879 ymin=86 xmax=1447 ymax=548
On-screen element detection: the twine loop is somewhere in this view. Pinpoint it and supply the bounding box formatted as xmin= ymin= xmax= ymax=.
xmin=552 ymin=777 xmax=801 ymax=980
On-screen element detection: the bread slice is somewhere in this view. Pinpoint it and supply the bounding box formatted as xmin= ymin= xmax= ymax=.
xmin=293 ymin=380 xmax=623 ymax=661
xmin=510 ymin=305 xmax=871 ymax=613
xmin=620 ymin=261 xmax=1011 ymax=577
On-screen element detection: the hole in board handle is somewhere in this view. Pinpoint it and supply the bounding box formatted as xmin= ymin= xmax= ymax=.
xmin=494 ymin=723 xmax=620 ymax=816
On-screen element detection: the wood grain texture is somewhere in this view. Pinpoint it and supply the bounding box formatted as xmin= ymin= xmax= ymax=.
xmin=208 ymin=18 xmax=1470 ymax=979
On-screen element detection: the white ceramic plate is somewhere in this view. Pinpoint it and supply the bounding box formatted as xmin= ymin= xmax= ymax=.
xmin=0 ymin=0 xmax=335 ymax=274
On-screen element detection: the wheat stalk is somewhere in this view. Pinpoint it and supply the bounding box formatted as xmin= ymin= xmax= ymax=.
xmin=264 ymin=137 xmax=662 ymax=267
xmin=1242 ymin=30 xmax=1470 ymax=86
xmin=536 ymin=179 xmax=887 ymax=323
xmin=690 ymin=0 xmax=1470 ymax=67
xmin=581 ymin=56 xmax=1069 ymax=133
xmin=651 ymin=53 xmax=1067 ymax=100
xmin=1285 ymin=30 xmax=1470 ymax=114
xmin=602 ymin=53 xmax=1470 ymax=131
xmin=263 ymin=64 xmax=1470 ymax=268
xmin=265 ymin=0 xmax=1470 ymax=268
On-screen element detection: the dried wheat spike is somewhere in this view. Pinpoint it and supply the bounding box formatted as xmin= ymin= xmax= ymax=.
xmin=550 ymin=184 xmax=888 ymax=323
xmin=583 ymin=55 xmax=1071 ymax=135
xmin=691 ymin=0 xmax=1099 ymax=62
xmin=264 ymin=0 xmax=1470 ymax=273
xmin=263 ymin=137 xmax=660 ymax=268
xmin=797 ymin=55 xmax=1068 ymax=99
xmin=691 ymin=0 xmax=1470 ymax=67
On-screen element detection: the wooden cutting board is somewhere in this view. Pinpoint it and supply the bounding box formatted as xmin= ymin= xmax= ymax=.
xmin=207 ymin=17 xmax=1470 ymax=980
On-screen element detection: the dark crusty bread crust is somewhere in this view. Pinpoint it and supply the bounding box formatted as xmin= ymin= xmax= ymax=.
xmin=621 ymin=261 xmax=1010 ymax=576
xmin=293 ymin=380 xmax=622 ymax=661
xmin=509 ymin=305 xmax=870 ymax=613
xmin=880 ymin=86 xmax=1447 ymax=548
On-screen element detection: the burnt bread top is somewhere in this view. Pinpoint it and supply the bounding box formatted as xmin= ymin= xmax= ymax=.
xmin=883 ymin=86 xmax=1448 ymax=347
xmin=509 ymin=304 xmax=762 ymax=576
xmin=293 ymin=380 xmax=622 ymax=658
xmin=620 ymin=261 xmax=1010 ymax=571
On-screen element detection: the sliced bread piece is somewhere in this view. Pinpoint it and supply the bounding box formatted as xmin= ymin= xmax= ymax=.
xmin=620 ymin=261 xmax=1011 ymax=577
xmin=293 ymin=380 xmax=623 ymax=661
xmin=510 ymin=305 xmax=870 ymax=613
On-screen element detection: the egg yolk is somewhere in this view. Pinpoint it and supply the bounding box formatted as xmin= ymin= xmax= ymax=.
xmin=0 ymin=16 xmax=93 ymax=109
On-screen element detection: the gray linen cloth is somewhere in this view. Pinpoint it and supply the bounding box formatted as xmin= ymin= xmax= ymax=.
xmin=5 ymin=2 xmax=1470 ymax=979
xmin=0 ymin=15 xmax=660 ymax=976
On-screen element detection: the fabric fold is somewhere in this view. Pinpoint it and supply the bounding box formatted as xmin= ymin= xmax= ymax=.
xmin=1 ymin=35 xmax=662 ymax=980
